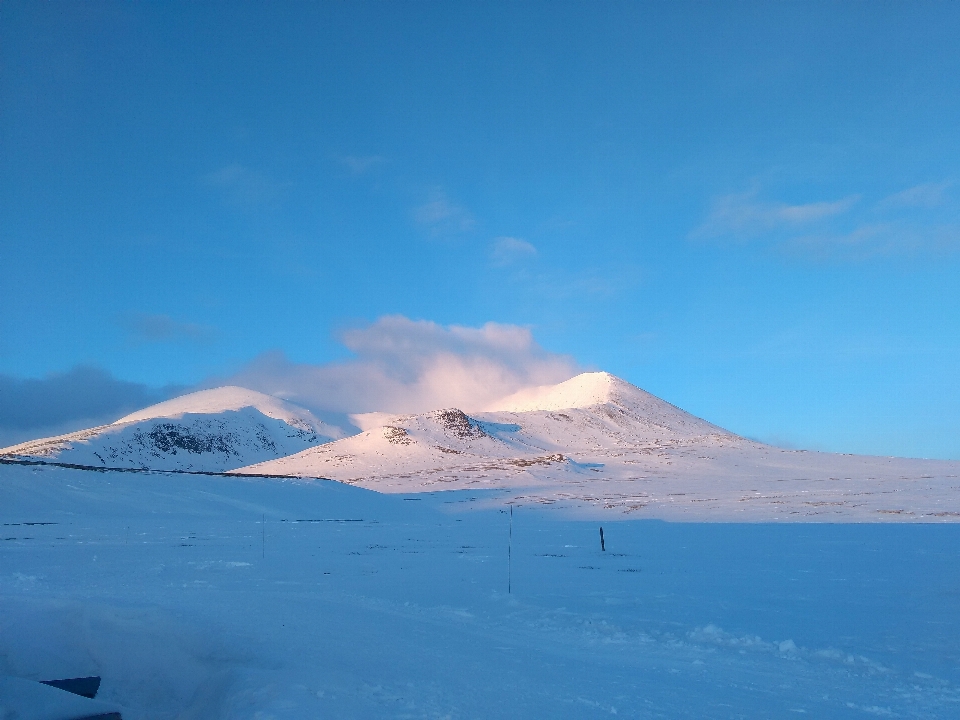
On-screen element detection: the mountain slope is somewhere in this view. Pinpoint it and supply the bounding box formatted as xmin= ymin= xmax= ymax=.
xmin=0 ymin=386 xmax=343 ymax=472
xmin=237 ymin=372 xmax=742 ymax=488
xmin=236 ymin=372 xmax=960 ymax=521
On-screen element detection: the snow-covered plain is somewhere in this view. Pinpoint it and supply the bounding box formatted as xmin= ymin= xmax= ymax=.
xmin=2 ymin=462 xmax=959 ymax=718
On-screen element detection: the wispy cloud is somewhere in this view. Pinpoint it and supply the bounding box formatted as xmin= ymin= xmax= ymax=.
xmin=413 ymin=188 xmax=475 ymax=236
xmin=692 ymin=189 xmax=860 ymax=239
xmin=119 ymin=314 xmax=217 ymax=344
xmin=692 ymin=181 xmax=958 ymax=260
xmin=877 ymin=181 xmax=951 ymax=210
xmin=491 ymin=236 xmax=537 ymax=265
xmin=204 ymin=164 xmax=291 ymax=205
xmin=340 ymin=155 xmax=387 ymax=175
xmin=223 ymin=315 xmax=579 ymax=418
xmin=783 ymin=222 xmax=960 ymax=261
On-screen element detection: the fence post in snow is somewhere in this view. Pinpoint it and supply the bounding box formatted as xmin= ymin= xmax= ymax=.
xmin=508 ymin=505 xmax=512 ymax=594
xmin=600 ymin=526 xmax=605 ymax=552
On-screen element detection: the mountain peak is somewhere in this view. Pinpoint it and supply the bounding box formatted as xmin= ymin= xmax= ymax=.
xmin=1 ymin=385 xmax=342 ymax=472
xmin=486 ymin=372 xmax=642 ymax=412
xmin=115 ymin=386 xmax=322 ymax=431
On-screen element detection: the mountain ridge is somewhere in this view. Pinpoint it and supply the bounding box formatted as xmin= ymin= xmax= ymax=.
xmin=0 ymin=386 xmax=342 ymax=472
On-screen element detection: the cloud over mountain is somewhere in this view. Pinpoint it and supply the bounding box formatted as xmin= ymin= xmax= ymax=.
xmin=224 ymin=315 xmax=580 ymax=418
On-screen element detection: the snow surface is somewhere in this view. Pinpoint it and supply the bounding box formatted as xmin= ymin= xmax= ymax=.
xmin=2 ymin=462 xmax=959 ymax=718
xmin=0 ymin=386 xmax=342 ymax=473
xmin=239 ymin=373 xmax=960 ymax=522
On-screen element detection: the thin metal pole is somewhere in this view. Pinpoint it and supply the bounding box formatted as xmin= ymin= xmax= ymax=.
xmin=262 ymin=513 xmax=265 ymax=558
xmin=508 ymin=505 xmax=512 ymax=594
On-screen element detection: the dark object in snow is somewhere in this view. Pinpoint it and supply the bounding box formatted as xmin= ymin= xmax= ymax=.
xmin=1 ymin=674 xmax=122 ymax=719
xmin=600 ymin=526 xmax=605 ymax=552
xmin=40 ymin=675 xmax=101 ymax=699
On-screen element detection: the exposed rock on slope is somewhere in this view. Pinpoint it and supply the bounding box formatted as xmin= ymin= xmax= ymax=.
xmin=236 ymin=373 xmax=960 ymax=521
xmin=5 ymin=372 xmax=958 ymax=520
xmin=237 ymin=372 xmax=741 ymax=488
xmin=0 ymin=386 xmax=342 ymax=472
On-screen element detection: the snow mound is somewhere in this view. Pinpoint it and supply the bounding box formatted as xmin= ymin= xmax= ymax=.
xmin=0 ymin=386 xmax=344 ymax=473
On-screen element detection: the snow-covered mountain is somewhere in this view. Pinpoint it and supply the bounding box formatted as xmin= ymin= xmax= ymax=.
xmin=235 ymin=371 xmax=738 ymax=487
xmin=4 ymin=372 xmax=958 ymax=520
xmin=236 ymin=372 xmax=960 ymax=520
xmin=232 ymin=372 xmax=728 ymax=490
xmin=0 ymin=386 xmax=343 ymax=472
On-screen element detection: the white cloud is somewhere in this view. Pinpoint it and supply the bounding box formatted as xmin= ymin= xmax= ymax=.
xmin=224 ymin=315 xmax=579 ymax=417
xmin=204 ymin=164 xmax=290 ymax=205
xmin=783 ymin=222 xmax=960 ymax=261
xmin=690 ymin=182 xmax=960 ymax=260
xmin=341 ymin=155 xmax=387 ymax=175
xmin=692 ymin=189 xmax=860 ymax=239
xmin=413 ymin=188 xmax=475 ymax=235
xmin=878 ymin=181 xmax=951 ymax=210
xmin=491 ymin=236 xmax=538 ymax=265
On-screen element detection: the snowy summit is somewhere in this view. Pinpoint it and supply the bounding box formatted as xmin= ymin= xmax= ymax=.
xmin=0 ymin=386 xmax=342 ymax=472
xmin=3 ymin=373 xmax=959 ymax=521
xmin=235 ymin=372 xmax=960 ymax=522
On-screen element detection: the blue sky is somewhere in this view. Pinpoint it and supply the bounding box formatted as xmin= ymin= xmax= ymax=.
xmin=2 ymin=1 xmax=960 ymax=458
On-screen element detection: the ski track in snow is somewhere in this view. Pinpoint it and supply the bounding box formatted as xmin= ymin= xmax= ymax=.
xmin=2 ymin=463 xmax=960 ymax=719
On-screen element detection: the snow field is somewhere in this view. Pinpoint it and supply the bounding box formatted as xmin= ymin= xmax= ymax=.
xmin=2 ymin=464 xmax=960 ymax=718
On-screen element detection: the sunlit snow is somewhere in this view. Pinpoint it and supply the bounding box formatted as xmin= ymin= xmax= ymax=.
xmin=2 ymin=372 xmax=959 ymax=718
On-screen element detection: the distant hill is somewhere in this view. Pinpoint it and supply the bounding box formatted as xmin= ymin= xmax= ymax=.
xmin=0 ymin=386 xmax=343 ymax=472
xmin=236 ymin=371 xmax=741 ymax=487
xmin=234 ymin=372 xmax=960 ymax=521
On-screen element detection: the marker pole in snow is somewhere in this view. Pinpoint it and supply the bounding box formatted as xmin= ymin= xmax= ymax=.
xmin=262 ymin=514 xmax=265 ymax=558
xmin=600 ymin=526 xmax=605 ymax=552
xmin=508 ymin=505 xmax=513 ymax=594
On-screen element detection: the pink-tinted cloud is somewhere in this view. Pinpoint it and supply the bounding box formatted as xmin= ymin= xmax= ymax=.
xmin=224 ymin=315 xmax=580 ymax=416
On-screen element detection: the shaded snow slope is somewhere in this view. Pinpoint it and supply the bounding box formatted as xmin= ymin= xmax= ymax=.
xmin=239 ymin=373 xmax=960 ymax=521
xmin=0 ymin=386 xmax=343 ymax=472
